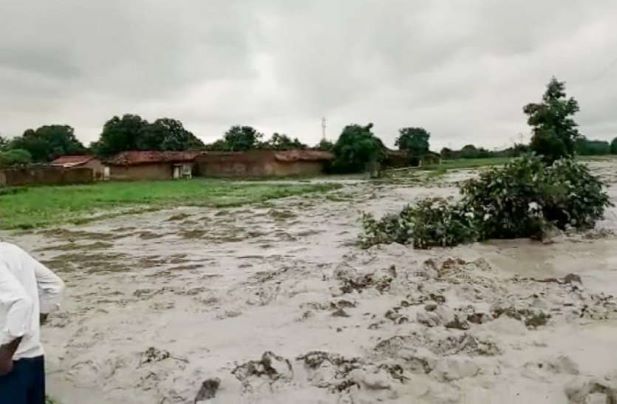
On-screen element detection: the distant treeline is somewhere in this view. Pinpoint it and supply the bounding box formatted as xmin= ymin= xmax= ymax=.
xmin=0 ymin=116 xmax=314 ymax=168
xmin=438 ymin=136 xmax=617 ymax=160
xmin=440 ymin=143 xmax=530 ymax=160
xmin=1 ymin=101 xmax=616 ymax=172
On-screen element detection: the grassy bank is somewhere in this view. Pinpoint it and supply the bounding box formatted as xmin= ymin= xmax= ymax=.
xmin=0 ymin=180 xmax=339 ymax=230
xmin=424 ymin=154 xmax=617 ymax=171
xmin=422 ymin=157 xmax=511 ymax=171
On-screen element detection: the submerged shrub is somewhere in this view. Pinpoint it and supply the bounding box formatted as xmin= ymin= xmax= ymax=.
xmin=360 ymin=156 xmax=611 ymax=249
xmin=460 ymin=156 xmax=551 ymax=239
xmin=360 ymin=199 xmax=479 ymax=249
xmin=543 ymin=158 xmax=610 ymax=229
xmin=360 ymin=211 xmax=412 ymax=247
xmin=406 ymin=198 xmax=480 ymax=248
xmin=461 ymin=156 xmax=611 ymax=238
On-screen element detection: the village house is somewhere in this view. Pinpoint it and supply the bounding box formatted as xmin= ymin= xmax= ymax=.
xmin=51 ymin=155 xmax=105 ymax=180
xmin=384 ymin=149 xmax=442 ymax=168
xmin=197 ymin=149 xmax=334 ymax=177
xmin=104 ymin=151 xmax=201 ymax=181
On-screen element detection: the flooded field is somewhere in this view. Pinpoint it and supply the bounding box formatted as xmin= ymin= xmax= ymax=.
xmin=6 ymin=160 xmax=617 ymax=403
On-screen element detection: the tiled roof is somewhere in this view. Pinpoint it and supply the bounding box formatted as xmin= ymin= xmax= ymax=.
xmin=105 ymin=151 xmax=202 ymax=166
xmin=273 ymin=150 xmax=334 ymax=162
xmin=50 ymin=155 xmax=96 ymax=167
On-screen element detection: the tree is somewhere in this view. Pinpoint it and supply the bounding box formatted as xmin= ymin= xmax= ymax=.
xmin=92 ymin=114 xmax=205 ymax=156
xmin=460 ymin=145 xmax=478 ymax=158
xmin=222 ymin=126 xmax=263 ymax=151
xmin=205 ymin=139 xmax=230 ymax=151
xmin=396 ymin=127 xmax=430 ymax=157
xmin=10 ymin=125 xmax=86 ymax=162
xmin=0 ymin=136 xmax=8 ymax=151
xmin=331 ymin=123 xmax=385 ymax=173
xmin=262 ymin=133 xmax=307 ymax=150
xmin=317 ymin=138 xmax=334 ymax=152
xmin=611 ymin=138 xmax=617 ymax=154
xmin=0 ymin=149 xmax=32 ymax=167
xmin=510 ymin=143 xmax=530 ymax=157
xmin=525 ymin=77 xmax=580 ymax=164
xmin=440 ymin=147 xmax=455 ymax=159
xmin=92 ymin=114 xmax=149 ymax=157
xmin=138 ymin=118 xmax=204 ymax=151
xmin=575 ymin=137 xmax=610 ymax=156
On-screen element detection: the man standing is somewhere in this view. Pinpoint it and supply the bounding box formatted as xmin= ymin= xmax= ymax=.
xmin=0 ymin=242 xmax=64 ymax=404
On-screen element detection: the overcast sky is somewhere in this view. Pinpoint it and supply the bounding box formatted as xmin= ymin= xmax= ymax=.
xmin=1 ymin=0 xmax=617 ymax=150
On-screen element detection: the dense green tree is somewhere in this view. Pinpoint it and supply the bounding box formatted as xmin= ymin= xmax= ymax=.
xmin=575 ymin=137 xmax=610 ymax=155
xmin=460 ymin=145 xmax=479 ymax=158
xmin=10 ymin=125 xmax=86 ymax=162
xmin=0 ymin=136 xmax=8 ymax=151
xmin=458 ymin=144 xmax=491 ymax=159
xmin=0 ymin=149 xmax=32 ymax=167
xmin=525 ymin=77 xmax=580 ymax=164
xmin=317 ymin=138 xmax=334 ymax=152
xmin=395 ymin=127 xmax=430 ymax=157
xmin=331 ymin=123 xmax=385 ymax=173
xmin=262 ymin=133 xmax=307 ymax=150
xmin=92 ymin=114 xmax=203 ymax=156
xmin=137 ymin=118 xmax=204 ymax=151
xmin=510 ymin=143 xmax=530 ymax=157
xmin=611 ymin=138 xmax=617 ymax=154
xmin=221 ymin=126 xmax=263 ymax=151
xmin=440 ymin=147 xmax=454 ymax=159
xmin=92 ymin=114 xmax=148 ymax=157
xmin=205 ymin=139 xmax=230 ymax=151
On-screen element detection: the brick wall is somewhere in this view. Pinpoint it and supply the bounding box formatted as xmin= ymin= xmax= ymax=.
xmin=197 ymin=151 xmax=326 ymax=177
xmin=108 ymin=163 xmax=174 ymax=181
xmin=0 ymin=166 xmax=94 ymax=186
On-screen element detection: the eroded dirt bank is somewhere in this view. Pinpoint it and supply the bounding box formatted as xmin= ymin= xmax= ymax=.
xmin=5 ymin=161 xmax=617 ymax=403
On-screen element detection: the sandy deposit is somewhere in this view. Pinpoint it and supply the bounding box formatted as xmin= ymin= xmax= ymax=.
xmin=4 ymin=160 xmax=617 ymax=404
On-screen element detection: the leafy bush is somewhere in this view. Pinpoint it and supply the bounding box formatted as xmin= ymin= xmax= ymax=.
xmin=460 ymin=155 xmax=550 ymax=239
xmin=361 ymin=156 xmax=611 ymax=249
xmin=360 ymin=198 xmax=479 ymax=249
xmin=404 ymin=199 xmax=479 ymax=248
xmin=543 ymin=158 xmax=610 ymax=229
xmin=0 ymin=148 xmax=32 ymax=167
xmin=360 ymin=211 xmax=413 ymax=247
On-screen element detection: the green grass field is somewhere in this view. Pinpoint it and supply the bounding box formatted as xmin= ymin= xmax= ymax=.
xmin=0 ymin=180 xmax=339 ymax=230
xmin=421 ymin=154 xmax=617 ymax=172
xmin=422 ymin=157 xmax=511 ymax=171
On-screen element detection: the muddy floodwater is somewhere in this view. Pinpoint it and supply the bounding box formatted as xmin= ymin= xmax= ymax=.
xmin=5 ymin=160 xmax=617 ymax=403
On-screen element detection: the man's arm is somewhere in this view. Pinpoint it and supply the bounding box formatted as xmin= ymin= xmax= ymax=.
xmin=0 ymin=265 xmax=33 ymax=375
xmin=27 ymin=253 xmax=64 ymax=317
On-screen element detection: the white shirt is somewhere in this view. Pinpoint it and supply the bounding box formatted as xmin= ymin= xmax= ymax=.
xmin=0 ymin=242 xmax=64 ymax=359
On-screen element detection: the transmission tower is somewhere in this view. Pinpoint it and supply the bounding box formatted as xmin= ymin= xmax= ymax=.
xmin=321 ymin=117 xmax=327 ymax=141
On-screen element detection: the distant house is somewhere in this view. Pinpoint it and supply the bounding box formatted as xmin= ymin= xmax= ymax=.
xmin=384 ymin=149 xmax=441 ymax=168
xmin=422 ymin=151 xmax=442 ymax=166
xmin=197 ymin=149 xmax=334 ymax=177
xmin=51 ymin=155 xmax=104 ymax=180
xmin=104 ymin=151 xmax=201 ymax=181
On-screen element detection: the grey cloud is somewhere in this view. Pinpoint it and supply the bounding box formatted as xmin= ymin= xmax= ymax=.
xmin=1 ymin=0 xmax=617 ymax=148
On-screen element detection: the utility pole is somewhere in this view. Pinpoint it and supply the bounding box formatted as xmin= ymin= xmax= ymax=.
xmin=321 ymin=117 xmax=326 ymax=141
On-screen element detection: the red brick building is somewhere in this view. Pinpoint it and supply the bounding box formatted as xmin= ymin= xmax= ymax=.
xmin=197 ymin=150 xmax=333 ymax=177
xmin=104 ymin=151 xmax=201 ymax=181
xmin=51 ymin=155 xmax=105 ymax=180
